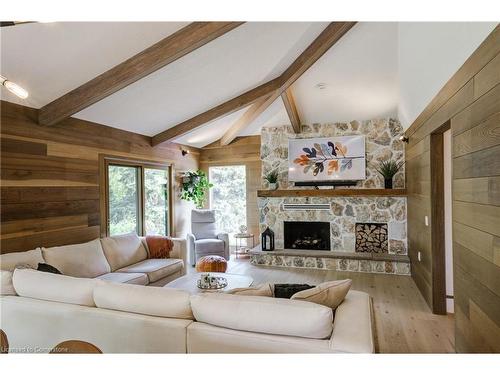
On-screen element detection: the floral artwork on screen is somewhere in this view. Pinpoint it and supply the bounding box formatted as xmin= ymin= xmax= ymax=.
xmin=288 ymin=135 xmax=366 ymax=181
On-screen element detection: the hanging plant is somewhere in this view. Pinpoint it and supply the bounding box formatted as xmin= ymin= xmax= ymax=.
xmin=180 ymin=170 xmax=213 ymax=209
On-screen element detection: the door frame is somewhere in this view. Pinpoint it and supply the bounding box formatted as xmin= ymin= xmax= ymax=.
xmin=430 ymin=120 xmax=451 ymax=315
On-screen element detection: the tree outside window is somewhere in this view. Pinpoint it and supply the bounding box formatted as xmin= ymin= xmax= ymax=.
xmin=209 ymin=165 xmax=247 ymax=244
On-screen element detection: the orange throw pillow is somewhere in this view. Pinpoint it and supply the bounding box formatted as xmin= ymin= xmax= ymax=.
xmin=146 ymin=235 xmax=173 ymax=259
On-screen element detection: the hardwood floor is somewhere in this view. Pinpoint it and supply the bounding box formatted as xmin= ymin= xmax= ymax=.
xmin=189 ymin=256 xmax=455 ymax=353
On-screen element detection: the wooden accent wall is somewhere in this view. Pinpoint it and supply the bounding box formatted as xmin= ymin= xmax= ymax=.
xmin=405 ymin=25 xmax=500 ymax=352
xmin=0 ymin=101 xmax=199 ymax=253
xmin=199 ymin=136 xmax=261 ymax=244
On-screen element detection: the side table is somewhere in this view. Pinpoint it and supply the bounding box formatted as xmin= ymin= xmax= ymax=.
xmin=234 ymin=233 xmax=255 ymax=258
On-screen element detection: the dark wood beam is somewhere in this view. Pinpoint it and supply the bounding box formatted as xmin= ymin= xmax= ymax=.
xmin=38 ymin=22 xmax=244 ymax=126
xmin=281 ymin=88 xmax=301 ymax=133
xmin=216 ymin=22 xmax=356 ymax=145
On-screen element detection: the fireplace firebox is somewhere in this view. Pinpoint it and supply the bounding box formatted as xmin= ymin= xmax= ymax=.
xmin=284 ymin=221 xmax=330 ymax=250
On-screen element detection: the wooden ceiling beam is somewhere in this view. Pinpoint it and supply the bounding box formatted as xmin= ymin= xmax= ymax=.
xmin=279 ymin=22 xmax=356 ymax=88
xmin=156 ymin=22 xmax=355 ymax=146
xmin=217 ymin=22 xmax=356 ymax=145
xmin=38 ymin=22 xmax=244 ymax=126
xmin=151 ymin=77 xmax=282 ymax=146
xmin=220 ymin=93 xmax=276 ymax=146
xmin=281 ymin=88 xmax=301 ymax=133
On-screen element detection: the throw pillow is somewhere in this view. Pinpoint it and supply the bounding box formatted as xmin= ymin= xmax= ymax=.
xmin=274 ymin=283 xmax=315 ymax=299
xmin=37 ymin=263 xmax=62 ymax=274
xmin=226 ymin=283 xmax=273 ymax=297
xmin=146 ymin=235 xmax=173 ymax=259
xmin=290 ymin=279 xmax=352 ymax=310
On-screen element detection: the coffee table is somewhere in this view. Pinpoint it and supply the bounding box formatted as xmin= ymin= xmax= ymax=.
xmin=165 ymin=272 xmax=253 ymax=294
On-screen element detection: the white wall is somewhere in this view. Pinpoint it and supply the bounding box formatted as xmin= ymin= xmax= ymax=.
xmin=398 ymin=22 xmax=497 ymax=129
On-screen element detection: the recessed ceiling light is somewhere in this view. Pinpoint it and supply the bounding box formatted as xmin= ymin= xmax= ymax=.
xmin=0 ymin=75 xmax=29 ymax=99
xmin=315 ymin=83 xmax=327 ymax=90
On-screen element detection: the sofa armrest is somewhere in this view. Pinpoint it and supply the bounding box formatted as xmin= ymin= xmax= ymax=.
xmin=328 ymin=290 xmax=375 ymax=353
xmin=186 ymin=233 xmax=196 ymax=267
xmin=217 ymin=232 xmax=230 ymax=260
xmin=169 ymin=238 xmax=188 ymax=276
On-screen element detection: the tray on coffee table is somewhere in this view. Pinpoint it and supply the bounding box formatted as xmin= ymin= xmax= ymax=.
xmin=165 ymin=272 xmax=253 ymax=294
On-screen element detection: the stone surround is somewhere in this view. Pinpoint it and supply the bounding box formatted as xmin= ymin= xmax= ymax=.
xmin=259 ymin=196 xmax=407 ymax=254
xmin=250 ymin=251 xmax=411 ymax=275
xmin=261 ymin=119 xmax=405 ymax=190
xmin=255 ymin=119 xmax=409 ymax=275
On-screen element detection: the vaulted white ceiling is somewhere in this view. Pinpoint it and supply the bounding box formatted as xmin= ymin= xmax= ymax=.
xmin=73 ymin=22 xmax=327 ymax=138
xmin=0 ymin=22 xmax=188 ymax=108
xmin=1 ymin=22 xmax=494 ymax=147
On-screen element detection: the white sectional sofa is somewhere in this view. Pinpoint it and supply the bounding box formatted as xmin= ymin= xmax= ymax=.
xmin=0 ymin=235 xmax=374 ymax=353
xmin=0 ymin=233 xmax=188 ymax=287
xmin=1 ymin=269 xmax=374 ymax=353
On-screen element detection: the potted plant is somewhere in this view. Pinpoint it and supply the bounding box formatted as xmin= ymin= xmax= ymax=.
xmin=376 ymin=160 xmax=404 ymax=189
xmin=264 ymin=170 xmax=279 ymax=190
xmin=180 ymin=170 xmax=213 ymax=208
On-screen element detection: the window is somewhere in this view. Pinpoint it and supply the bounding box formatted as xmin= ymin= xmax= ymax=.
xmin=104 ymin=158 xmax=171 ymax=237
xmin=209 ymin=165 xmax=247 ymax=244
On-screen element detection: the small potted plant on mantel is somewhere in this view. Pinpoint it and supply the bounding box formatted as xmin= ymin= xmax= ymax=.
xmin=264 ymin=170 xmax=279 ymax=190
xmin=376 ymin=160 xmax=404 ymax=189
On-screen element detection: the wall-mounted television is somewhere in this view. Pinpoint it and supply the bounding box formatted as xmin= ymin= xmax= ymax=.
xmin=288 ymin=135 xmax=366 ymax=182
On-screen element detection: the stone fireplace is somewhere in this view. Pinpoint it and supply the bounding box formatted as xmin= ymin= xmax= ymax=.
xmin=355 ymin=223 xmax=388 ymax=253
xmin=284 ymin=221 xmax=330 ymax=250
xmin=252 ymin=120 xmax=410 ymax=275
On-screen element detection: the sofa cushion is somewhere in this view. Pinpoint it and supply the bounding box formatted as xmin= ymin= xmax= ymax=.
xmin=1 ymin=270 xmax=16 ymax=296
xmin=0 ymin=248 xmax=44 ymax=271
xmin=190 ymin=293 xmax=333 ymax=339
xmin=117 ymin=258 xmax=183 ymax=283
xmin=94 ymin=282 xmax=193 ymax=319
xmin=42 ymin=239 xmax=110 ymax=278
xmin=194 ymin=239 xmax=224 ymax=254
xmin=291 ymin=279 xmax=352 ymax=310
xmin=95 ymin=272 xmax=148 ymax=285
xmin=100 ymin=233 xmax=148 ymax=271
xmin=12 ymin=268 xmax=98 ymax=307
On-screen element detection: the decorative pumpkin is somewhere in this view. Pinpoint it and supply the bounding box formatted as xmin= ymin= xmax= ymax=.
xmin=196 ymin=255 xmax=228 ymax=273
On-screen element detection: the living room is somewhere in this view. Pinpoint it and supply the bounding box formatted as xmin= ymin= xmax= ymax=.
xmin=1 ymin=0 xmax=499 ymax=371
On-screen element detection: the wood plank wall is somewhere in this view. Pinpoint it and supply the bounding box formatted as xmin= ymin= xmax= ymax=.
xmin=199 ymin=136 xmax=262 ymax=244
xmin=0 ymin=101 xmax=199 ymax=253
xmin=404 ymin=25 xmax=500 ymax=352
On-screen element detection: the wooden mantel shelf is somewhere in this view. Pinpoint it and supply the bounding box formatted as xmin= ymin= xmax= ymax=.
xmin=257 ymin=188 xmax=407 ymax=198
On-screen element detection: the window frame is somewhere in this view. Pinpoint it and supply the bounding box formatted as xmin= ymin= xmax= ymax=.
xmin=99 ymin=155 xmax=174 ymax=238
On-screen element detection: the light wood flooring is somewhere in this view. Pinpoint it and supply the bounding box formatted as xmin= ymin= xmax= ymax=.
xmin=188 ymin=256 xmax=455 ymax=353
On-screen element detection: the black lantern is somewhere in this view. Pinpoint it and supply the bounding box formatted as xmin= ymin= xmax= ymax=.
xmin=261 ymin=227 xmax=275 ymax=251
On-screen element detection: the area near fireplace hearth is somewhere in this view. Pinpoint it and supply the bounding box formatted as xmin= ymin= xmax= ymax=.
xmin=251 ymin=119 xmax=410 ymax=275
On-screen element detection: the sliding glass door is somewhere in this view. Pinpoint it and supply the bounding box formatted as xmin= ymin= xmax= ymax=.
xmin=106 ymin=160 xmax=170 ymax=236
xmin=144 ymin=167 xmax=169 ymax=236
xmin=209 ymin=165 xmax=247 ymax=243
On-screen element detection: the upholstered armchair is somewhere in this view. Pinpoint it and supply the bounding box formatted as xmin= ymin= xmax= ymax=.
xmin=187 ymin=209 xmax=230 ymax=266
